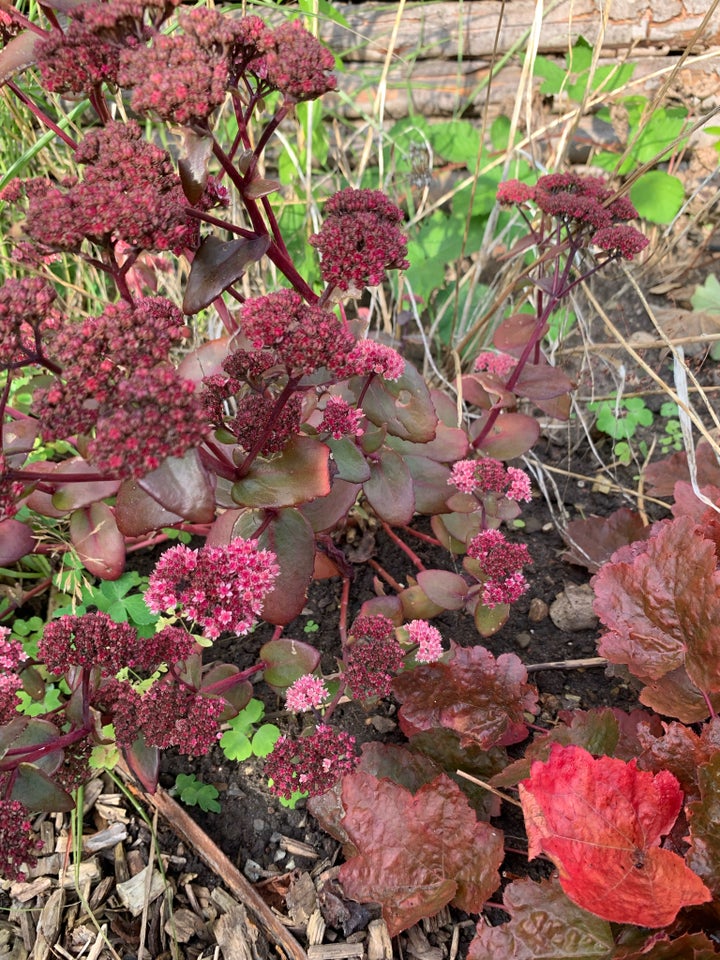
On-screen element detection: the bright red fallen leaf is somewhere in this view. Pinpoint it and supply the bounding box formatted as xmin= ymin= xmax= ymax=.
xmin=519 ymin=745 xmax=711 ymax=927
xmin=338 ymin=772 xmax=503 ymax=936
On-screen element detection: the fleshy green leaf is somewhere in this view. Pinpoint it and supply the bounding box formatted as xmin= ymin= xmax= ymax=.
xmin=231 ymin=436 xmax=331 ymax=509
xmin=360 ymin=361 xmax=437 ymax=443
xmin=260 ymin=638 xmax=321 ymax=692
xmin=69 ymin=502 xmax=125 ymax=580
xmin=363 ymin=449 xmax=415 ymax=525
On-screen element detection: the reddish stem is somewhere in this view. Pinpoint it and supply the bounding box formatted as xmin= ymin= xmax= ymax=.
xmin=368 ymin=559 xmax=404 ymax=593
xmin=381 ymin=521 xmax=426 ymax=571
xmin=400 ymin=525 xmax=442 ymax=549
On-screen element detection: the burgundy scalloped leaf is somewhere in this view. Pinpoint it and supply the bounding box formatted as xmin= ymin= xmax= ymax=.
xmin=671 ymin=481 xmax=720 ymax=522
xmin=519 ymin=744 xmax=712 ymax=927
xmin=638 ymin=666 xmax=720 ymax=725
xmin=363 ymin=449 xmax=415 ymax=525
xmin=404 ymin=456 xmax=452 ymax=515
xmin=11 ymin=762 xmax=74 ymax=813
xmin=0 ymin=518 xmax=35 ymax=564
xmin=416 ymin=569 xmax=468 ymax=610
xmin=492 ymin=707 xmax=621 ymax=789
xmin=178 ymin=129 xmax=213 ymax=204
xmin=615 ymin=932 xmax=720 ymax=960
xmin=393 ymin=646 xmax=538 ymax=750
xmin=236 ymin=507 xmax=315 ymax=625
xmin=360 ymin=361 xmax=438 ymax=443
xmin=69 ymin=502 xmax=125 ymax=580
xmin=592 ymin=515 xmax=720 ymax=696
xmin=0 ymin=29 xmax=41 ymax=84
xmin=686 ymin=752 xmax=720 ymax=895
xmin=563 ymin=508 xmax=651 ymax=572
xmin=137 ymin=449 xmax=215 ymax=522
xmin=338 ymin=772 xmax=503 ymax=936
xmin=636 ymin=721 xmax=711 ymax=798
xmin=643 ymin=441 xmax=720 ymax=497
xmin=467 ymin=876 xmax=614 ymax=960
xmin=182 ymin=234 xmax=270 ymax=315
xmin=259 ymin=637 xmax=321 ymax=692
xmin=470 ymin=411 xmax=540 ymax=460
xmin=232 ymin=436 xmax=330 ymax=509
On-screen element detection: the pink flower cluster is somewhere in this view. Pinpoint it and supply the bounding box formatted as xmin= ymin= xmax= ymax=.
xmin=474 ymin=351 xmax=517 ymax=378
xmin=145 ymin=539 xmax=279 ymax=640
xmin=467 ymin=529 xmax=532 ymax=608
xmin=285 ymin=675 xmax=329 ymax=712
xmin=0 ymin=626 xmax=27 ymax=670
xmin=345 ymin=615 xmax=404 ymax=699
xmin=406 ymin=620 xmax=444 ymax=663
xmin=0 ymin=799 xmax=41 ymax=882
xmin=496 ymin=173 xmax=648 ymax=260
xmin=310 ymin=188 xmax=409 ymax=292
xmin=333 ymin=339 xmax=405 ymax=382
xmin=449 ymin=457 xmax=532 ymax=502
xmin=264 ymin=724 xmax=357 ymax=799
xmin=318 ymin=397 xmax=364 ymax=439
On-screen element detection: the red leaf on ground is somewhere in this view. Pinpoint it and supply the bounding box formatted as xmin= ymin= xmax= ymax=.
xmin=467 ymin=876 xmax=614 ymax=959
xmin=393 ymin=645 xmax=538 ymax=749
xmin=519 ymin=745 xmax=711 ymax=927
xmin=592 ymin=515 xmax=720 ymax=700
xmin=338 ymin=772 xmax=503 ymax=936
xmin=562 ymin=507 xmax=651 ymax=572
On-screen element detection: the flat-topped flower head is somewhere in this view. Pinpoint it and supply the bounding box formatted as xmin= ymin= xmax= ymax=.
xmin=474 ymin=350 xmax=517 ymax=378
xmin=285 ymin=675 xmax=329 ymax=712
xmin=467 ymin=529 xmax=532 ymax=608
xmin=448 ymin=457 xmax=532 ymax=503
xmin=39 ymin=612 xmax=140 ymax=677
xmin=332 ymin=339 xmax=405 ymax=382
xmin=264 ymin=724 xmax=357 ymax=799
xmin=264 ymin=20 xmax=336 ymax=102
xmin=406 ymin=620 xmax=444 ymax=663
xmin=318 ymin=396 xmax=364 ymax=440
xmin=145 ymin=539 xmax=279 ymax=640
xmin=592 ymin=225 xmax=650 ymax=261
xmin=310 ymin=188 xmax=409 ymax=292
xmin=138 ymin=679 xmax=225 ymax=756
xmin=0 ymin=276 xmax=59 ymax=370
xmin=345 ymin=614 xmax=404 ymax=699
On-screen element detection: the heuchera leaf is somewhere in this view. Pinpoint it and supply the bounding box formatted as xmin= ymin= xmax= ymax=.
xmin=593 ymin=515 xmax=720 ymax=698
xmin=467 ymin=876 xmax=614 ymax=960
xmin=562 ymin=508 xmax=651 ymax=572
xmin=393 ymin=646 xmax=538 ymax=749
xmin=686 ymin=752 xmax=720 ymax=896
xmin=519 ymin=744 xmax=712 ymax=927
xmin=642 ymin=440 xmax=720 ymax=497
xmin=338 ymin=772 xmax=503 ymax=936
xmin=616 ymin=932 xmax=720 ymax=960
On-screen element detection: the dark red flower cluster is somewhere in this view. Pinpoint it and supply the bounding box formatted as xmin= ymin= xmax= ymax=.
xmin=230 ymin=393 xmax=303 ymax=455
xmin=264 ymin=724 xmax=357 ymax=799
xmin=84 ymin=365 xmax=208 ymax=477
xmin=240 ymin=290 xmax=356 ymax=376
xmin=13 ymin=121 xmax=220 ymax=255
xmin=137 ymin=679 xmax=225 ymax=757
xmin=145 ymin=539 xmax=279 ymax=639
xmin=0 ymin=276 xmax=59 ymax=370
xmin=318 ymin=396 xmax=364 ymax=439
xmin=54 ymin=737 xmax=94 ymax=794
xmin=344 ymin=614 xmax=404 ymax=699
xmin=0 ymin=799 xmax=41 ymax=882
xmin=310 ymin=188 xmax=409 ymax=291
xmin=496 ymin=174 xmax=648 ymax=260
xmin=93 ymin=679 xmax=142 ymax=748
xmin=264 ymin=20 xmax=336 ymax=102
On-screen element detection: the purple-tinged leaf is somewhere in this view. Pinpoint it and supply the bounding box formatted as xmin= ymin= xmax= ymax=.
xmin=467 ymin=877 xmax=614 ymax=959
xmin=387 ymin=422 xmax=469 ymax=463
xmin=359 ymin=594 xmax=404 ymax=624
xmin=137 ymin=449 xmax=215 ymax=522
xmin=177 ymin=336 xmax=232 ymax=385
xmin=69 ymin=502 xmax=125 ymax=580
xmin=0 ymin=519 xmax=35 ymax=564
xmin=49 ymin=459 xmax=120 ymax=511
xmin=493 ymin=312 xmax=544 ymax=354
xmin=232 ymin=436 xmax=330 ymax=509
xmin=12 ymin=762 xmax=74 ymax=813
xmin=430 ymin=387 xmax=461 ymax=427
xmin=394 ymin=646 xmax=538 ymax=749
xmin=115 ymin=479 xmax=184 ymax=536
xmin=399 ymin=584 xmax=445 ymax=621
xmin=470 ymin=411 xmax=540 ymax=459
xmin=430 ymin=514 xmax=473 ymax=554
xmin=300 ymin=479 xmax=360 ymax=533
xmin=363 ymin=449 xmax=415 ymax=525
xmin=338 ymin=772 xmax=503 ymax=935
xmin=361 ymin=361 xmax=437 ymax=443
xmin=327 ymin=437 xmax=370 ymax=483
xmin=513 ymin=361 xmax=574 ymax=402
xmin=245 ymin=176 xmax=281 ymax=199
xmin=178 ymin=129 xmax=213 ymax=203
xmin=416 ymin=569 xmax=468 ymax=610
xmin=124 ymin=734 xmax=159 ymax=793
xmin=183 ymin=234 xmax=270 ymax=315
xmin=260 ymin=637 xmax=321 ymax=692
xmin=3 ymin=718 xmax=62 ymax=775
xmin=3 ymin=418 xmax=39 ymax=456
xmin=405 ymin=456 xmax=452 ymax=514
xmin=459 ymin=374 xmax=492 ymax=410
xmin=235 ymin=507 xmax=315 ymax=625
xmin=0 ymin=29 xmax=42 ymax=84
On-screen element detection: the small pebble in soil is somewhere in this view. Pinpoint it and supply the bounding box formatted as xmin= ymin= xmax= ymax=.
xmin=528 ymin=597 xmax=548 ymax=622
xmin=515 ymin=631 xmax=532 ymax=649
